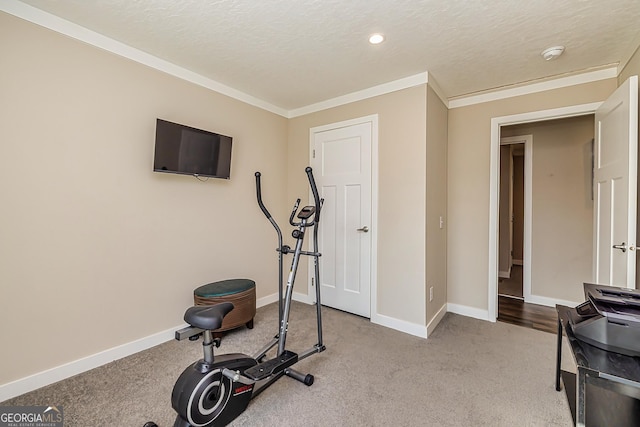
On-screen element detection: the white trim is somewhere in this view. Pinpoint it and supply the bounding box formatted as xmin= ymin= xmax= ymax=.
xmin=449 ymin=68 xmax=617 ymax=109
xmin=256 ymin=293 xmax=279 ymax=308
xmin=426 ymin=303 xmax=448 ymax=336
xmin=526 ymin=294 xmax=581 ymax=309
xmin=489 ymin=123 xmax=501 ymax=322
xmin=292 ymin=291 xmax=314 ymax=305
xmin=371 ymin=313 xmax=427 ymax=339
xmin=498 ymin=270 xmax=510 ymax=279
xmin=261 ymin=292 xmax=314 ymax=307
xmin=488 ymin=102 xmax=602 ymax=321
xmin=2 ymin=1 xmax=623 ymax=119
xmin=446 ymin=303 xmax=491 ymax=322
xmin=370 ymin=116 xmax=380 ymax=323
xmin=3 ymin=0 xmax=425 ymax=118
xmin=308 ymin=114 xmax=380 ymax=134
xmin=308 ymin=115 xmax=379 ymax=322
xmin=500 ymin=135 xmax=533 ymax=304
xmin=0 ymin=323 xmax=182 ymax=402
xmin=1 ymin=0 xmax=289 ymax=117
xmin=289 ymin=74 xmax=428 ymax=118
xmin=426 ymin=74 xmax=449 ymax=108
xmin=523 ymin=138 xmax=534 ymax=303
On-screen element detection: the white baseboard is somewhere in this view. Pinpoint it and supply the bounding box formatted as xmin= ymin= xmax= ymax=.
xmin=292 ymin=292 xmax=314 ymax=305
xmin=0 ymin=294 xmax=493 ymax=402
xmin=371 ymin=312 xmax=428 ymax=339
xmin=426 ymin=303 xmax=448 ymax=336
xmin=525 ymin=293 xmax=580 ymax=308
xmin=447 ymin=303 xmax=492 ymax=322
xmin=0 ymin=323 xmax=184 ymax=403
xmin=256 ymin=292 xmax=278 ymax=308
xmin=0 ymin=292 xmax=312 ymax=402
xmin=258 ymin=291 xmax=314 ymax=307
xmin=513 ymin=259 xmax=523 ymax=266
xmin=498 ymin=270 xmax=510 ymax=279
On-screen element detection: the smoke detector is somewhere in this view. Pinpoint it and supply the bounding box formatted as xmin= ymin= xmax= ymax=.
xmin=541 ymin=46 xmax=565 ymax=61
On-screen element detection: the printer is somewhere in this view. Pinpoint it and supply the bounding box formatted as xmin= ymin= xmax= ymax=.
xmin=567 ymin=283 xmax=640 ymax=357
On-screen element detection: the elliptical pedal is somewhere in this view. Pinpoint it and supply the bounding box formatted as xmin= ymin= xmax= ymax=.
xmin=243 ymin=350 xmax=298 ymax=381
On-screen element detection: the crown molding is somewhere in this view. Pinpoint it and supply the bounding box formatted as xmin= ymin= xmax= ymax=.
xmin=287 ymin=73 xmax=429 ymax=118
xmin=1 ymin=1 xmax=289 ymax=117
xmin=426 ymin=74 xmax=448 ymax=108
xmin=2 ymin=1 xmax=624 ymax=116
xmin=3 ymin=1 xmax=427 ymax=118
xmin=448 ymin=67 xmax=618 ymax=109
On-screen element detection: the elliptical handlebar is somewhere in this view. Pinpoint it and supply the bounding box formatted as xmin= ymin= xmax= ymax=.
xmin=289 ymin=199 xmax=301 ymax=226
xmin=254 ymin=172 xmax=272 ymax=220
xmin=305 ymin=167 xmax=322 ymax=224
xmin=256 ymin=167 xmax=322 ymax=228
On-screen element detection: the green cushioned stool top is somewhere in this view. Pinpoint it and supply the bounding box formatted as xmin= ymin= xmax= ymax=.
xmin=195 ymin=279 xmax=256 ymax=297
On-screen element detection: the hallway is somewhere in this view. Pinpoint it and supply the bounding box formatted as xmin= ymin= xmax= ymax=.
xmin=499 ymin=265 xmax=523 ymax=299
xmin=498 ymin=265 xmax=557 ymax=334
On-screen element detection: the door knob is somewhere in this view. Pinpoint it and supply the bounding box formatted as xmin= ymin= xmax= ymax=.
xmin=356 ymin=226 xmax=369 ymax=232
xmin=613 ymin=242 xmax=627 ymax=253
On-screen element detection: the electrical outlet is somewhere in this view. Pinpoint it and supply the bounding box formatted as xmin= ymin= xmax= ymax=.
xmin=439 ymin=216 xmax=444 ymax=229
xmin=429 ymin=286 xmax=434 ymax=302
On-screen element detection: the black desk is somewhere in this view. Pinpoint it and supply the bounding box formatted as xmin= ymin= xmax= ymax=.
xmin=556 ymin=305 xmax=640 ymax=426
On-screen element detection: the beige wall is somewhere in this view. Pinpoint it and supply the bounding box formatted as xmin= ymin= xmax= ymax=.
xmin=448 ymin=79 xmax=617 ymax=312
xmin=3 ymin=4 xmax=631 ymax=393
xmin=425 ymin=85 xmax=448 ymax=325
xmin=502 ymin=116 xmax=594 ymax=303
xmin=0 ymin=13 xmax=288 ymax=385
xmin=288 ymin=86 xmax=428 ymax=326
xmin=1 ymin=12 xmax=446 ymax=391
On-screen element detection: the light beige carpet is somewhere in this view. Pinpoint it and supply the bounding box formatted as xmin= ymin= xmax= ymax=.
xmin=2 ymin=301 xmax=572 ymax=426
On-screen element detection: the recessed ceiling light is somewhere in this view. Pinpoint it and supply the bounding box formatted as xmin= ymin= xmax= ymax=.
xmin=369 ymin=34 xmax=385 ymax=45
xmin=541 ymin=46 xmax=565 ymax=61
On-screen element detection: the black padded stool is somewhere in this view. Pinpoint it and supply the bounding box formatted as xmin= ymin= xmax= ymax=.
xmin=194 ymin=279 xmax=256 ymax=335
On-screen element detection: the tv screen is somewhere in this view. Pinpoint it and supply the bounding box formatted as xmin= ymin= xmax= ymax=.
xmin=153 ymin=119 xmax=233 ymax=179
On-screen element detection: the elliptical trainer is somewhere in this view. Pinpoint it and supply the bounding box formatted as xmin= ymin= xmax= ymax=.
xmin=145 ymin=167 xmax=325 ymax=427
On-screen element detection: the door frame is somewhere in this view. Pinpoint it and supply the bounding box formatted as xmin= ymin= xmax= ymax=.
xmin=307 ymin=114 xmax=379 ymax=319
xmin=488 ymin=102 xmax=602 ymax=322
xmin=499 ymin=135 xmax=532 ymax=301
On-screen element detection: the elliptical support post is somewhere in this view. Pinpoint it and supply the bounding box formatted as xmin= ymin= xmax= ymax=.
xmin=277 ymin=216 xmax=306 ymax=355
xmin=255 ymin=172 xmax=284 ymax=335
xmin=305 ymin=167 xmax=324 ymax=348
xmin=313 ymin=220 xmax=323 ymax=347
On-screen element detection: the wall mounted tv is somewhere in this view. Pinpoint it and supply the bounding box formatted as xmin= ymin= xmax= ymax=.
xmin=153 ymin=119 xmax=233 ymax=179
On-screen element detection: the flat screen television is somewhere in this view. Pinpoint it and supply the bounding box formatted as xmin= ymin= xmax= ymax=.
xmin=153 ymin=119 xmax=233 ymax=179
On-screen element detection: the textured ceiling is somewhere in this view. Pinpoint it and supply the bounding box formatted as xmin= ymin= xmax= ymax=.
xmin=13 ymin=0 xmax=640 ymax=111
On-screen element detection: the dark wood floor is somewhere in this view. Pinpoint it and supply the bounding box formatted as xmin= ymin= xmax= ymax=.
xmin=497 ymin=295 xmax=558 ymax=334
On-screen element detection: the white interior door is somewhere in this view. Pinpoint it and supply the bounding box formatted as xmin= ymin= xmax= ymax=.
xmin=311 ymin=119 xmax=373 ymax=317
xmin=593 ymin=75 xmax=638 ymax=288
